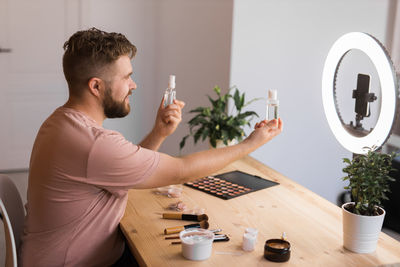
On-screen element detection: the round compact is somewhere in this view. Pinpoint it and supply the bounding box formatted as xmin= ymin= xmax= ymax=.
xmin=264 ymin=239 xmax=291 ymax=262
xmin=180 ymin=228 xmax=214 ymax=261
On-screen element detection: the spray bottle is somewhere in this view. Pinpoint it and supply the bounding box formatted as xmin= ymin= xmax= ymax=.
xmin=164 ymin=75 xmax=176 ymax=107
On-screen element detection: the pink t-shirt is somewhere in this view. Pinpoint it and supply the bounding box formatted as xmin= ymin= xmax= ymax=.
xmin=20 ymin=107 xmax=160 ymax=266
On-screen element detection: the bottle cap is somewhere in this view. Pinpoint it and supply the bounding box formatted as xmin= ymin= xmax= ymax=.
xmin=268 ymin=89 xmax=277 ymax=100
xmin=245 ymin=227 xmax=258 ymax=237
xmin=169 ymin=75 xmax=176 ymax=89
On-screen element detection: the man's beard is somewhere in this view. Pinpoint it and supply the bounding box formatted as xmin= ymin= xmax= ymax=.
xmin=102 ymin=87 xmax=130 ymax=118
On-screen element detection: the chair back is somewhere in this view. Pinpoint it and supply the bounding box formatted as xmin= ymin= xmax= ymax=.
xmin=0 ymin=200 xmax=17 ymax=267
xmin=0 ymin=174 xmax=25 ymax=267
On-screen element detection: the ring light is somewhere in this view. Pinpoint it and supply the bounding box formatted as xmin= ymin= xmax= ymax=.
xmin=322 ymin=32 xmax=398 ymax=154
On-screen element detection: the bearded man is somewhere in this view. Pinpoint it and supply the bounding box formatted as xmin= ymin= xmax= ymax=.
xmin=19 ymin=28 xmax=282 ymax=267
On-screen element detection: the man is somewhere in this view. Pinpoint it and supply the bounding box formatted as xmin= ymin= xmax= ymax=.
xmin=20 ymin=28 xmax=283 ymax=266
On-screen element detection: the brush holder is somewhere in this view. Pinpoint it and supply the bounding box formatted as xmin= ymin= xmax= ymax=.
xmin=180 ymin=228 xmax=214 ymax=261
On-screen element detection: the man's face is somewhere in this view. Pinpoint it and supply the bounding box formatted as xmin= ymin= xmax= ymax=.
xmin=101 ymin=55 xmax=136 ymax=118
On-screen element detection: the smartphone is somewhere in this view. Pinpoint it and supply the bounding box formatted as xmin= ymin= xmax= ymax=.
xmin=353 ymin=73 xmax=371 ymax=117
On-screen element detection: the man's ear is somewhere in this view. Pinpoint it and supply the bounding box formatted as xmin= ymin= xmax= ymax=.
xmin=88 ymin=77 xmax=103 ymax=98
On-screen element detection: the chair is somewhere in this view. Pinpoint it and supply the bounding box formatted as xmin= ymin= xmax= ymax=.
xmin=0 ymin=174 xmax=25 ymax=267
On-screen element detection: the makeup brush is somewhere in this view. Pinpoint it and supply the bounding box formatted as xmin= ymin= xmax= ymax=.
xmin=165 ymin=229 xmax=222 ymax=239
xmin=164 ymin=220 xmax=209 ymax=235
xmin=162 ymin=213 xmax=209 ymax=222
xmin=171 ymin=234 xmax=230 ymax=244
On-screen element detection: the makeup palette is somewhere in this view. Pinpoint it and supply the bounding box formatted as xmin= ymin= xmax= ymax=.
xmin=185 ymin=171 xmax=279 ymax=200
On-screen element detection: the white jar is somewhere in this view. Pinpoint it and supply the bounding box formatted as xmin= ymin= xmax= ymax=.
xmin=242 ymin=227 xmax=258 ymax=251
xmin=180 ymin=228 xmax=214 ymax=261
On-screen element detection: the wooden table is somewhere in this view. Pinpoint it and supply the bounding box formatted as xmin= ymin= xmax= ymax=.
xmin=120 ymin=156 xmax=400 ymax=266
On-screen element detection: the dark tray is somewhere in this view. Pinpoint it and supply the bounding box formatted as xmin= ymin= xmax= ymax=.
xmin=185 ymin=170 xmax=279 ymax=200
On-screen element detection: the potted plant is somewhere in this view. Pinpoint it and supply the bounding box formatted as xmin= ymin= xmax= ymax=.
xmin=179 ymin=85 xmax=260 ymax=149
xmin=341 ymin=148 xmax=397 ymax=253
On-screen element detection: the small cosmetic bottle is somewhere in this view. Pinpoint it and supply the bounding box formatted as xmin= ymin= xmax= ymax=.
xmin=266 ymin=89 xmax=279 ymax=120
xmin=164 ymin=75 xmax=176 ymax=107
xmin=242 ymin=227 xmax=258 ymax=251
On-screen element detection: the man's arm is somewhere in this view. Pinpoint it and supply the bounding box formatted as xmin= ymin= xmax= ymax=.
xmin=134 ymin=118 xmax=283 ymax=189
xmin=139 ymin=130 xmax=166 ymax=151
xmin=139 ymin=98 xmax=185 ymax=151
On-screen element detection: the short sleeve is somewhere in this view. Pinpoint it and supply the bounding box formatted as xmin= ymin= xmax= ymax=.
xmin=86 ymin=131 xmax=160 ymax=193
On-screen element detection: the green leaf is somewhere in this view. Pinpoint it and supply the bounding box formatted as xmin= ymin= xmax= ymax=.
xmin=238 ymin=111 xmax=259 ymax=119
xmin=203 ymin=107 xmax=211 ymax=117
xmin=189 ymin=107 xmax=205 ymax=113
xmin=213 ymin=86 xmax=221 ymax=96
xmin=194 ymin=130 xmax=202 ymax=144
xmin=221 ymin=129 xmax=228 ymax=140
xmin=179 ymin=135 xmax=189 ymax=150
xmin=210 ymin=138 xmax=217 ymax=148
xmin=201 ymin=128 xmax=209 ymax=141
xmin=244 ymin=97 xmax=263 ymax=108
xmin=343 ymin=158 xmax=351 ymax=164
xmin=206 ymin=95 xmax=217 ymax=108
xmin=188 ymin=116 xmax=208 ymax=126
xmin=233 ymin=89 xmax=241 ymax=111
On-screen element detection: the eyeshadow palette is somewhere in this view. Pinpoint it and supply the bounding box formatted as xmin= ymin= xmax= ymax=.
xmin=185 ymin=171 xmax=279 ymax=200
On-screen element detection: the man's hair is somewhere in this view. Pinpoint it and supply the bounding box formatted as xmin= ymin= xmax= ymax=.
xmin=62 ymin=27 xmax=136 ymax=96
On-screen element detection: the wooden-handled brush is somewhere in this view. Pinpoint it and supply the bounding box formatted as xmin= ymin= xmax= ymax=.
xmin=171 ymin=234 xmax=230 ymax=244
xmin=163 ymin=220 xmax=209 ymax=235
xmin=162 ymin=213 xmax=208 ymax=222
xmin=165 ymin=229 xmax=222 ymax=239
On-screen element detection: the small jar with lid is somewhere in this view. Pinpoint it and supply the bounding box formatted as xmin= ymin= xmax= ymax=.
xmin=264 ymin=239 xmax=291 ymax=262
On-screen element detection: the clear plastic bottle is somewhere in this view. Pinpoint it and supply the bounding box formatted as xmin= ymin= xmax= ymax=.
xmin=164 ymin=75 xmax=176 ymax=107
xmin=266 ymin=89 xmax=279 ymax=120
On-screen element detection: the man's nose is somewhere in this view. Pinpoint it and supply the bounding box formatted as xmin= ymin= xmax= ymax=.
xmin=130 ymin=79 xmax=137 ymax=90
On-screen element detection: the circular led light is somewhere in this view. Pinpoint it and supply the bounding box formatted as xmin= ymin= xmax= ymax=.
xmin=322 ymin=32 xmax=398 ymax=154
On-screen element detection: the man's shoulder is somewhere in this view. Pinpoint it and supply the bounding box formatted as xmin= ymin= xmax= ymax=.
xmin=91 ymin=128 xmax=123 ymax=144
xmin=39 ymin=107 xmax=124 ymax=147
xmin=91 ymin=128 xmax=130 ymax=149
xmin=51 ymin=106 xmax=120 ymax=137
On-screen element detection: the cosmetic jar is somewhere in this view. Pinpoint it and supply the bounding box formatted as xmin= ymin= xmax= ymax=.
xmin=157 ymin=185 xmax=183 ymax=198
xmin=180 ymin=228 xmax=214 ymax=261
xmin=242 ymin=228 xmax=258 ymax=251
xmin=264 ymin=239 xmax=291 ymax=262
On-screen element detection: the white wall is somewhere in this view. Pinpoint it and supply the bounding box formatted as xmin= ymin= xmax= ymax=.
xmin=0 ymin=0 xmax=71 ymax=170
xmin=153 ymin=0 xmax=233 ymax=155
xmin=82 ymin=0 xmax=233 ymax=156
xmin=230 ymin=0 xmax=391 ymax=204
xmin=79 ymin=0 xmax=159 ymax=144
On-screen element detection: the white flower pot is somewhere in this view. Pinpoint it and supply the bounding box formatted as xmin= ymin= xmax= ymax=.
xmin=210 ymin=139 xmax=237 ymax=149
xmin=342 ymin=202 xmax=385 ymax=253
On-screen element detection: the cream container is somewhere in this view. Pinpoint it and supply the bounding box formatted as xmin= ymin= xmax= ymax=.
xmin=243 ymin=233 xmax=257 ymax=251
xmin=179 ymin=228 xmax=214 ymax=261
xmin=242 ymin=228 xmax=258 ymax=251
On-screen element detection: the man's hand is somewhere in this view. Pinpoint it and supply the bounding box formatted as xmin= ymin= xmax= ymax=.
xmin=244 ymin=118 xmax=283 ymax=148
xmin=139 ymin=98 xmax=185 ymax=151
xmin=154 ymin=98 xmax=185 ymax=138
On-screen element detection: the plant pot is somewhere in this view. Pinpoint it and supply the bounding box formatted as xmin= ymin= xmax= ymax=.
xmin=342 ymin=202 xmax=385 ymax=253
xmin=210 ymin=139 xmax=237 ymax=149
